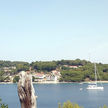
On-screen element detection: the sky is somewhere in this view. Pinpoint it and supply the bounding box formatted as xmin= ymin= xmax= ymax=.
xmin=0 ymin=0 xmax=108 ymax=63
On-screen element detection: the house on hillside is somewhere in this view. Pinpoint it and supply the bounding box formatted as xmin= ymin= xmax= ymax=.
xmin=45 ymin=74 xmax=58 ymax=81
xmin=63 ymin=65 xmax=81 ymax=69
xmin=33 ymin=73 xmax=46 ymax=82
xmin=3 ymin=66 xmax=16 ymax=72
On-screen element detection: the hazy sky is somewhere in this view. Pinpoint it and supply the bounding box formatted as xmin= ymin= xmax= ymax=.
xmin=0 ymin=0 xmax=108 ymax=63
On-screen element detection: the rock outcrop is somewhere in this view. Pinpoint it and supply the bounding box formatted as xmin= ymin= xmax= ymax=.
xmin=18 ymin=71 xmax=37 ymax=108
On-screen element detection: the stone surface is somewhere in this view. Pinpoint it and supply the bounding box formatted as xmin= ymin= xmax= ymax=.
xmin=18 ymin=71 xmax=37 ymax=108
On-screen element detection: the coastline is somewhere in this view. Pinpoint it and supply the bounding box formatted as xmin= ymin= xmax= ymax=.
xmin=0 ymin=82 xmax=13 ymax=84
xmin=1 ymin=80 xmax=108 ymax=84
xmin=83 ymin=81 xmax=108 ymax=84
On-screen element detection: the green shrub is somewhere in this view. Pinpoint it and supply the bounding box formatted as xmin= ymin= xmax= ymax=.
xmin=13 ymin=76 xmax=20 ymax=83
xmin=0 ymin=98 xmax=8 ymax=108
xmin=58 ymin=101 xmax=108 ymax=108
xmin=58 ymin=101 xmax=83 ymax=108
xmin=100 ymin=105 xmax=108 ymax=108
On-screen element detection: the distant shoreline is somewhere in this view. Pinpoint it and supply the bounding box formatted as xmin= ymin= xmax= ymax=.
xmin=0 ymin=81 xmax=108 ymax=84
xmin=34 ymin=81 xmax=108 ymax=84
xmin=83 ymin=81 xmax=108 ymax=83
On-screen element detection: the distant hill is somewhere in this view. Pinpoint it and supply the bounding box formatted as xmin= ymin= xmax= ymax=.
xmin=0 ymin=59 xmax=108 ymax=82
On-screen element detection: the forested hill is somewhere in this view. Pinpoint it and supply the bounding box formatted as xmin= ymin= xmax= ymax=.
xmin=0 ymin=59 xmax=108 ymax=82
xmin=0 ymin=59 xmax=89 ymax=72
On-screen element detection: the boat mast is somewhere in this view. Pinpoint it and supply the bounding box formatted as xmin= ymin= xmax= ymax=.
xmin=94 ymin=63 xmax=97 ymax=86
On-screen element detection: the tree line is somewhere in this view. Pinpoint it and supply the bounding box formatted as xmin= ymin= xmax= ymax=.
xmin=0 ymin=59 xmax=108 ymax=82
xmin=60 ymin=63 xmax=108 ymax=82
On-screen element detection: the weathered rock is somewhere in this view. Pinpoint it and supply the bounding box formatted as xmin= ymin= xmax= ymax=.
xmin=18 ymin=71 xmax=37 ymax=108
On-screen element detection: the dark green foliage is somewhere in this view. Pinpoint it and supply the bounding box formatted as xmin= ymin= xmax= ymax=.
xmin=0 ymin=61 xmax=12 ymax=68
xmin=13 ymin=76 xmax=20 ymax=83
xmin=16 ymin=63 xmax=29 ymax=72
xmin=0 ymin=61 xmax=30 ymax=76
xmin=31 ymin=61 xmax=57 ymax=72
xmin=102 ymin=73 xmax=108 ymax=80
xmin=31 ymin=59 xmax=91 ymax=72
xmin=0 ymin=71 xmax=5 ymax=82
xmin=0 ymin=59 xmax=108 ymax=82
xmin=60 ymin=62 xmax=108 ymax=82
xmin=61 ymin=66 xmax=70 ymax=70
xmin=0 ymin=104 xmax=8 ymax=108
xmin=60 ymin=70 xmax=84 ymax=82
xmin=0 ymin=98 xmax=8 ymax=108
xmin=32 ymin=76 xmax=35 ymax=82
xmin=0 ymin=61 xmax=29 ymax=68
xmin=0 ymin=76 xmax=5 ymax=82
xmin=57 ymin=59 xmax=90 ymax=66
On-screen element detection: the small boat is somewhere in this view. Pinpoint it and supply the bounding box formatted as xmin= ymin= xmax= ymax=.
xmin=87 ymin=84 xmax=104 ymax=90
xmin=87 ymin=63 xmax=104 ymax=90
xmin=80 ymin=88 xmax=83 ymax=91
xmin=79 ymin=82 xmax=83 ymax=84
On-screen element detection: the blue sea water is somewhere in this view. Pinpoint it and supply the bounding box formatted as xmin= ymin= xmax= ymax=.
xmin=0 ymin=83 xmax=108 ymax=108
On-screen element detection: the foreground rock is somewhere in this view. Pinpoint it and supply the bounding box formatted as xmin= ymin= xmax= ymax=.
xmin=18 ymin=71 xmax=37 ymax=108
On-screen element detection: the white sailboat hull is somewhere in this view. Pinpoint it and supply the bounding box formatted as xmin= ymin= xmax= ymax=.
xmin=87 ymin=85 xmax=104 ymax=90
xmin=86 ymin=63 xmax=104 ymax=90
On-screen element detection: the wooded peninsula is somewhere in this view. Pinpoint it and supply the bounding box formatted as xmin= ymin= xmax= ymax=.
xmin=0 ymin=59 xmax=108 ymax=83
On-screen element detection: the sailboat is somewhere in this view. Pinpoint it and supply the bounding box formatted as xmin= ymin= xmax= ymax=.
xmin=87 ymin=63 xmax=104 ymax=90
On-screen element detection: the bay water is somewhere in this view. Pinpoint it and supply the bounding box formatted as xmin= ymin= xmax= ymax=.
xmin=0 ymin=83 xmax=108 ymax=108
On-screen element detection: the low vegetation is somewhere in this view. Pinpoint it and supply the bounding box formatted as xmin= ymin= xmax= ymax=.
xmin=99 ymin=105 xmax=108 ymax=108
xmin=0 ymin=98 xmax=108 ymax=108
xmin=58 ymin=101 xmax=108 ymax=108
xmin=58 ymin=101 xmax=83 ymax=108
xmin=0 ymin=98 xmax=8 ymax=108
